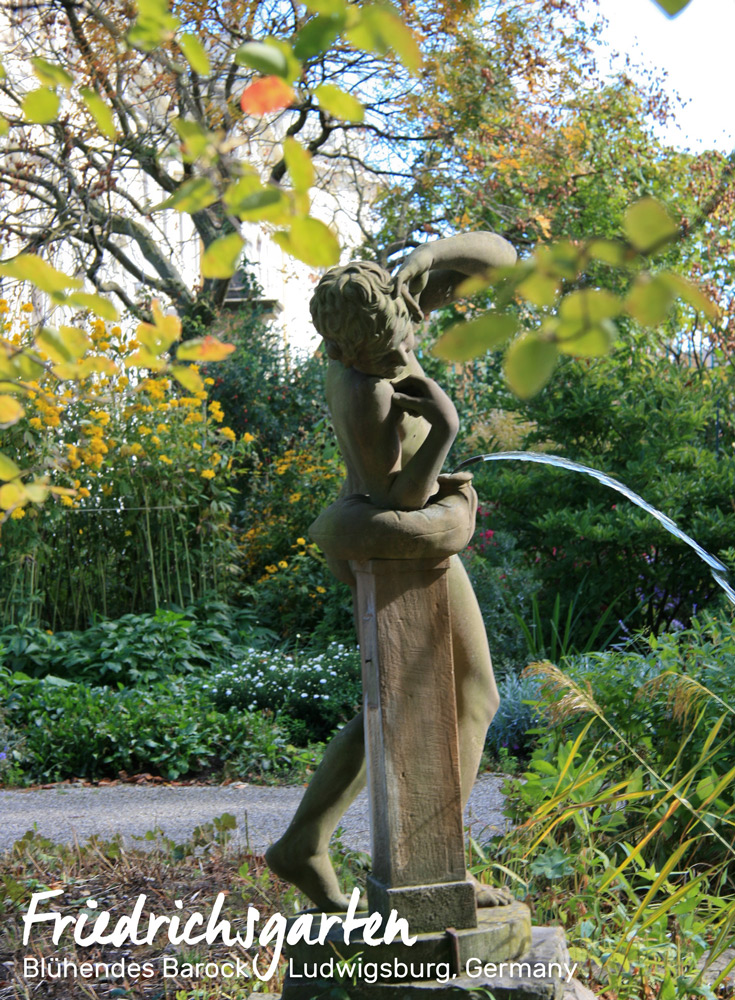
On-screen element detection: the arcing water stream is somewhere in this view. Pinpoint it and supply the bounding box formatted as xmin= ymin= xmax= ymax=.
xmin=453 ymin=451 xmax=735 ymax=606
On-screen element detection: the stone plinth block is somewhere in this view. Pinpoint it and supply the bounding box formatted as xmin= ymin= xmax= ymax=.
xmin=367 ymin=876 xmax=477 ymax=936
xmin=351 ymin=558 xmax=469 ymax=922
xmin=282 ymin=901 xmax=533 ymax=1000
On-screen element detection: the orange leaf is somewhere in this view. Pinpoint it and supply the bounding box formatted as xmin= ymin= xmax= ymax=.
xmin=240 ymin=76 xmax=294 ymax=114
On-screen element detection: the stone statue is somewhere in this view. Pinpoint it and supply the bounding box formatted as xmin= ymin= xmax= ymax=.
xmin=266 ymin=232 xmax=517 ymax=913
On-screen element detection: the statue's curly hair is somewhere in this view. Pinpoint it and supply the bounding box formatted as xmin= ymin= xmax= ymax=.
xmin=309 ymin=261 xmax=415 ymax=370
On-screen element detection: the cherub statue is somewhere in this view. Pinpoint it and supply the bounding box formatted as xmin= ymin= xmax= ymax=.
xmin=266 ymin=232 xmax=517 ymax=912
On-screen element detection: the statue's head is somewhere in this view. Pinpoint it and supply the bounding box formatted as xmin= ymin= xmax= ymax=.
xmin=310 ymin=261 xmax=416 ymax=376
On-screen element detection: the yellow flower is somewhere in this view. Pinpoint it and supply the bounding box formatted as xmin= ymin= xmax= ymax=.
xmin=204 ymin=377 xmax=215 ymax=385
xmin=10 ymin=507 xmax=26 ymax=520
xmin=243 ymin=432 xmax=255 ymax=444
xmin=159 ymin=455 xmax=173 ymax=464
xmin=278 ymin=560 xmax=288 ymax=569
xmin=220 ymin=426 xmax=236 ymax=441
xmin=156 ymin=423 xmax=167 ymax=434
xmin=125 ymin=530 xmax=132 ymax=536
xmin=289 ymin=493 xmax=302 ymax=504
xmin=265 ymin=564 xmax=278 ymax=574
xmin=78 ymin=487 xmax=91 ymax=498
xmin=60 ymin=495 xmax=74 ymax=507
xmin=201 ymin=469 xmax=215 ymax=479
xmin=192 ymin=442 xmax=201 ymax=451
xmin=21 ymin=303 xmax=34 ymax=313
xmin=316 ymin=586 xmax=326 ymax=594
xmin=29 ymin=417 xmax=42 ymax=430
xmin=296 ymin=537 xmax=306 ymax=545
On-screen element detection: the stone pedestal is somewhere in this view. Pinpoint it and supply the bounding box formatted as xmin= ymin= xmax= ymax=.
xmin=351 ymin=557 xmax=474 ymax=934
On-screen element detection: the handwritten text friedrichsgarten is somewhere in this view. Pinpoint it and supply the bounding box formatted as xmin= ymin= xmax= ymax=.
xmin=24 ymin=888 xmax=414 ymax=981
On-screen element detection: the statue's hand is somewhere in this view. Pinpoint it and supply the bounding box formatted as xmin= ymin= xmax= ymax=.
xmin=391 ymin=375 xmax=459 ymax=434
xmin=393 ymin=246 xmax=434 ymax=321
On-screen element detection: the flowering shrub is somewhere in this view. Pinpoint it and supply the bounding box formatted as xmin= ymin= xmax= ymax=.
xmin=0 ymin=308 xmax=254 ymax=628
xmin=203 ymin=642 xmax=362 ymax=739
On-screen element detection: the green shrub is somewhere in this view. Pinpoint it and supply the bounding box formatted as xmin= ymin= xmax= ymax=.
xmin=0 ymin=602 xmax=277 ymax=686
xmin=485 ymin=671 xmax=542 ymax=758
xmin=0 ymin=670 xmax=310 ymax=784
xmin=203 ymin=641 xmax=362 ymax=740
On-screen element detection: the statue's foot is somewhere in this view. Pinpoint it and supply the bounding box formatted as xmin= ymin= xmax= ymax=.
xmin=469 ymin=872 xmax=514 ymax=907
xmin=266 ymin=839 xmax=362 ymax=912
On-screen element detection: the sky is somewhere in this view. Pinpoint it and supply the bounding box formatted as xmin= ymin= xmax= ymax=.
xmin=593 ymin=0 xmax=735 ymax=152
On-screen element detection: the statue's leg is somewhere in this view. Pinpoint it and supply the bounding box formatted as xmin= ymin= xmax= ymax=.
xmin=447 ymin=555 xmax=512 ymax=906
xmin=265 ymin=710 xmax=367 ymax=912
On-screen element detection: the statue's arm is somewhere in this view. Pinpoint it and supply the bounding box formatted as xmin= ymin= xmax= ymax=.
xmin=394 ymin=231 xmax=517 ymax=318
xmin=344 ymin=375 xmax=459 ymax=511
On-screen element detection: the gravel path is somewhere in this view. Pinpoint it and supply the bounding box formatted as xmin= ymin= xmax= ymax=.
xmin=0 ymin=774 xmax=508 ymax=855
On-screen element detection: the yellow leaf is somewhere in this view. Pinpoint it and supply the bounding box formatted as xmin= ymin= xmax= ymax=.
xmin=25 ymin=479 xmax=49 ymax=503
xmin=171 ymin=364 xmax=204 ymax=393
xmin=66 ymin=291 xmax=120 ymax=321
xmin=283 ymin=137 xmax=315 ymax=193
xmin=31 ymin=58 xmax=73 ymax=89
xmin=0 ymin=395 xmax=24 ymax=426
xmin=36 ymin=326 xmax=92 ymax=363
xmin=272 ymin=217 xmax=340 ymax=268
xmin=0 ymin=481 xmax=26 ymax=510
xmin=0 ymin=452 xmax=21 ymax=481
xmin=0 ymin=254 xmax=81 ymax=295
xmin=80 ymin=88 xmax=117 ymax=140
xmin=201 ymin=233 xmax=244 ymax=279
xmin=22 ymin=87 xmax=60 ymax=124
xmin=176 ymin=336 xmax=235 ymax=362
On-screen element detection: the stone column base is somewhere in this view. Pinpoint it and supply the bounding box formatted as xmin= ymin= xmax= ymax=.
xmin=282 ymin=902 xmax=541 ymax=1000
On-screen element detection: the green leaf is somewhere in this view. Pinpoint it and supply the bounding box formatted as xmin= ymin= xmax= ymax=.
xmin=623 ymin=197 xmax=679 ymax=254
xmin=235 ymin=41 xmax=290 ymax=78
xmin=66 ymin=292 xmax=120 ymax=321
xmin=659 ymin=271 xmax=719 ymax=321
xmin=556 ymin=318 xmax=617 ymax=357
xmin=128 ymin=0 xmax=179 ymax=51
xmin=173 ymin=118 xmax=216 ymax=162
xmin=283 ymin=137 xmax=314 ymax=193
xmin=179 ymin=33 xmax=211 ymax=75
xmin=201 ymin=233 xmax=244 ymax=279
xmin=624 ymin=274 xmax=675 ymax=326
xmin=0 ymin=452 xmax=21 ymax=481
xmin=314 ymin=83 xmax=364 ymax=122
xmin=154 ymin=177 xmax=218 ymax=213
xmin=272 ymin=217 xmax=340 ymax=268
xmin=293 ymin=14 xmax=344 ymax=60
xmin=433 ymin=313 xmax=518 ymax=362
xmin=31 ymin=58 xmax=73 ymax=89
xmin=0 ymin=117 xmax=8 ymax=137
xmin=36 ymin=326 xmax=91 ymax=364
xmin=587 ymin=239 xmax=629 ymax=267
xmin=652 ymin=0 xmax=691 ymax=14
xmin=22 ymin=88 xmax=60 ymax=124
xmin=346 ymin=5 xmax=421 ymax=72
xmin=0 ymin=254 xmax=81 ymax=295
xmin=559 ymin=289 xmax=621 ymax=324
xmin=504 ymin=334 xmax=558 ymax=399
xmin=517 ymin=271 xmax=559 ymax=307
xmin=305 ymin=0 xmax=347 ymax=13
xmin=224 ymin=177 xmax=288 ymax=222
xmin=80 ymin=89 xmax=117 ymax=140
